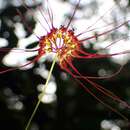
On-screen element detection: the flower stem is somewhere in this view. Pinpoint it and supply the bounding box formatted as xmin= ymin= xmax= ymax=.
xmin=25 ymin=54 xmax=57 ymax=130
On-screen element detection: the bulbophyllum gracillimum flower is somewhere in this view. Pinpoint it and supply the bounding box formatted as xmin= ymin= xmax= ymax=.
xmin=0 ymin=0 xmax=130 ymax=130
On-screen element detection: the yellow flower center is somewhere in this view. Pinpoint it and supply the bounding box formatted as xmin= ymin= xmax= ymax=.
xmin=39 ymin=26 xmax=80 ymax=66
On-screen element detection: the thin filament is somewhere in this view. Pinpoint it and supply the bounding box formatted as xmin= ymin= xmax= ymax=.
xmin=74 ymin=77 xmax=128 ymax=120
xmin=66 ymin=0 xmax=81 ymax=29
xmin=66 ymin=63 xmax=124 ymax=80
xmin=80 ymin=20 xmax=130 ymax=42
xmin=0 ymin=48 xmax=39 ymax=53
xmin=16 ymin=9 xmax=40 ymax=39
xmin=37 ymin=5 xmax=52 ymax=30
xmin=0 ymin=54 xmax=40 ymax=74
xmin=76 ymin=5 xmax=115 ymax=37
xmin=20 ymin=0 xmax=49 ymax=33
xmin=25 ymin=54 xmax=57 ymax=130
xmin=46 ymin=0 xmax=54 ymax=28
xmin=74 ymin=50 xmax=130 ymax=59
xmin=64 ymin=61 xmax=128 ymax=120
xmin=66 ymin=60 xmax=130 ymax=108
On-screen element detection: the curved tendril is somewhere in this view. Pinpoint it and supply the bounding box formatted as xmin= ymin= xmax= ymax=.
xmin=0 ymin=54 xmax=41 ymax=74
xmin=76 ymin=20 xmax=119 ymax=37
xmin=66 ymin=0 xmax=81 ymax=30
xmin=0 ymin=48 xmax=39 ymax=53
xmin=63 ymin=61 xmax=128 ymax=120
xmin=74 ymin=77 xmax=128 ymax=121
xmin=79 ymin=20 xmax=130 ymax=42
xmin=46 ymin=0 xmax=54 ymax=28
xmin=16 ymin=9 xmax=40 ymax=39
xmin=25 ymin=54 xmax=57 ymax=130
xmin=37 ymin=5 xmax=51 ymax=31
xmin=63 ymin=60 xmax=129 ymax=119
xmin=76 ymin=5 xmax=115 ymax=37
xmin=73 ymin=49 xmax=130 ymax=59
xmin=66 ymin=63 xmax=124 ymax=80
xmin=31 ymin=0 xmax=52 ymax=31
xmin=70 ymin=60 xmax=129 ymax=107
xmin=102 ymin=36 xmax=130 ymax=50
xmin=20 ymin=0 xmax=49 ymax=34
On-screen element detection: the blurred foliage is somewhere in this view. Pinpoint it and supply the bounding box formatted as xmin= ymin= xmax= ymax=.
xmin=0 ymin=0 xmax=130 ymax=130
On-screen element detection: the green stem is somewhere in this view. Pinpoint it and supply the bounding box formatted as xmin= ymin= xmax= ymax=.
xmin=25 ymin=54 xmax=57 ymax=130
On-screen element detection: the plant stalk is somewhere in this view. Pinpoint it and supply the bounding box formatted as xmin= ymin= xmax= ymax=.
xmin=25 ymin=54 xmax=57 ymax=130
